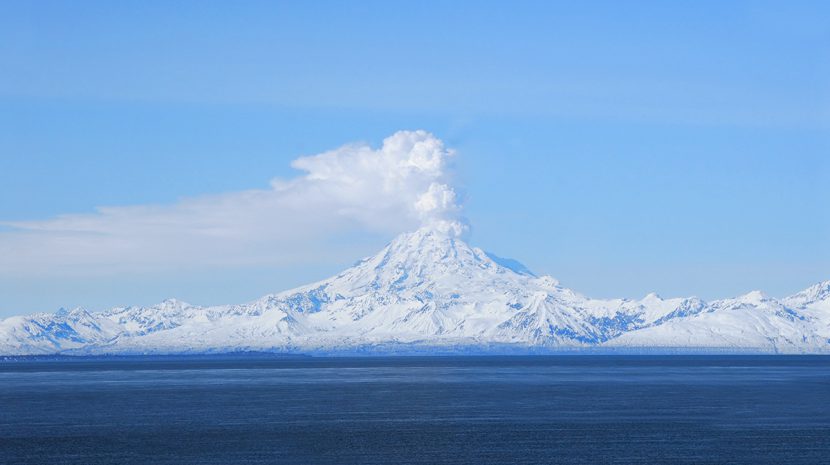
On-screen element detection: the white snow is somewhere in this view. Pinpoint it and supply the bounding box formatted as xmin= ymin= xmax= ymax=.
xmin=1 ymin=226 xmax=828 ymax=355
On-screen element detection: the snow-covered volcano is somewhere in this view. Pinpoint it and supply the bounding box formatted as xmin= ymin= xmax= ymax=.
xmin=2 ymin=226 xmax=829 ymax=354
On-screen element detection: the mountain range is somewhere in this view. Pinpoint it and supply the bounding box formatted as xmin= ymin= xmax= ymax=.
xmin=2 ymin=226 xmax=828 ymax=355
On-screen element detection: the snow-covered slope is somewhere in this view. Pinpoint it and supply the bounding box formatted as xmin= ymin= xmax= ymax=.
xmin=1 ymin=226 xmax=828 ymax=354
xmin=606 ymin=291 xmax=826 ymax=351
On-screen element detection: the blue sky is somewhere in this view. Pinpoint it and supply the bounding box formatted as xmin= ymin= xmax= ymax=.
xmin=1 ymin=0 xmax=828 ymax=316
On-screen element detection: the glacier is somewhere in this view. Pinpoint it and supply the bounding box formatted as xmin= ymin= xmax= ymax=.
xmin=1 ymin=226 xmax=829 ymax=355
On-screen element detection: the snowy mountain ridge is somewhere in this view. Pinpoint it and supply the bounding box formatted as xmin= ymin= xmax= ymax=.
xmin=2 ymin=226 xmax=829 ymax=355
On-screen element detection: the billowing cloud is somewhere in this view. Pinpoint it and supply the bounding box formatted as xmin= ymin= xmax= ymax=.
xmin=0 ymin=130 xmax=466 ymax=276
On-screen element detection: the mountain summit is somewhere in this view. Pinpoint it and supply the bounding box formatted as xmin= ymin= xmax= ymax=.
xmin=2 ymin=227 xmax=829 ymax=354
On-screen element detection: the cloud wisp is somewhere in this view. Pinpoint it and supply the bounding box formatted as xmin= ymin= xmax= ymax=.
xmin=1 ymin=130 xmax=465 ymax=276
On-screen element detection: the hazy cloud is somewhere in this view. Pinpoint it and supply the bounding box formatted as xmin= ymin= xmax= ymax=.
xmin=0 ymin=130 xmax=465 ymax=276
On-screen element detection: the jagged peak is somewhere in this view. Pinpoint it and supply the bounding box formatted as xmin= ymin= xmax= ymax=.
xmin=736 ymin=290 xmax=769 ymax=304
xmin=785 ymin=280 xmax=830 ymax=305
xmin=802 ymin=280 xmax=830 ymax=297
xmin=155 ymin=298 xmax=195 ymax=310
xmin=54 ymin=306 xmax=94 ymax=320
xmin=105 ymin=298 xmax=194 ymax=313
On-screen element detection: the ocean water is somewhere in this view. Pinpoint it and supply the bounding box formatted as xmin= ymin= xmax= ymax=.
xmin=1 ymin=355 xmax=829 ymax=464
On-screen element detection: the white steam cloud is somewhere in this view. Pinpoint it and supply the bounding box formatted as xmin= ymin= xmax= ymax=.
xmin=0 ymin=130 xmax=466 ymax=275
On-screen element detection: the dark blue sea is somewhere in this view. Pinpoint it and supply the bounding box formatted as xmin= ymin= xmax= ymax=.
xmin=1 ymin=355 xmax=829 ymax=464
